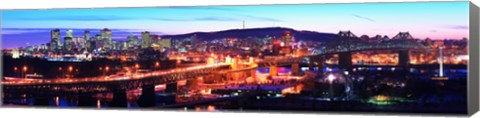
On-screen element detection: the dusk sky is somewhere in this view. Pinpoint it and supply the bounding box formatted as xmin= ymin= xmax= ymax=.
xmin=1 ymin=1 xmax=470 ymax=48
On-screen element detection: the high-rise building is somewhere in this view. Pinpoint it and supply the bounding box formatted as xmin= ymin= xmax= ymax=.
xmin=282 ymin=31 xmax=293 ymax=47
xmin=64 ymin=37 xmax=73 ymax=52
xmin=159 ymin=38 xmax=172 ymax=49
xmin=127 ymin=35 xmax=139 ymax=48
xmin=49 ymin=29 xmax=61 ymax=51
xmin=66 ymin=29 xmax=74 ymax=38
xmin=151 ymin=34 xmax=161 ymax=44
xmin=84 ymin=30 xmax=91 ymax=41
xmin=101 ymin=28 xmax=112 ymax=49
xmin=141 ymin=31 xmax=152 ymax=49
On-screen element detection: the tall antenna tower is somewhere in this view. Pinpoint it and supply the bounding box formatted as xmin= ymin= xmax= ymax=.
xmin=243 ymin=20 xmax=245 ymax=29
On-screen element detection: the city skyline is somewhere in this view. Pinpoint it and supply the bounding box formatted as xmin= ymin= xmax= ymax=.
xmin=1 ymin=2 xmax=470 ymax=48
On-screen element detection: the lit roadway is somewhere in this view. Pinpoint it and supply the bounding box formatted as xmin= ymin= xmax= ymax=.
xmin=2 ymin=63 xmax=230 ymax=86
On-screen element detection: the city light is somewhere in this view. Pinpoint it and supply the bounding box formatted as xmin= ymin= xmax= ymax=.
xmin=0 ymin=6 xmax=469 ymax=112
xmin=327 ymin=74 xmax=336 ymax=83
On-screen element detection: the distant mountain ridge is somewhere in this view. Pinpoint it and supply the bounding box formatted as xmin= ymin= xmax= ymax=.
xmin=160 ymin=27 xmax=337 ymax=42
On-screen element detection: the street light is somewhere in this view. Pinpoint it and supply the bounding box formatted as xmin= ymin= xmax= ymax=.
xmin=105 ymin=66 xmax=110 ymax=75
xmin=68 ymin=66 xmax=73 ymax=72
xmin=155 ymin=62 xmax=160 ymax=70
xmin=135 ymin=64 xmax=140 ymax=69
xmin=326 ymin=74 xmax=336 ymax=100
xmin=22 ymin=66 xmax=28 ymax=79
xmin=68 ymin=66 xmax=73 ymax=78
xmin=327 ymin=74 xmax=336 ymax=83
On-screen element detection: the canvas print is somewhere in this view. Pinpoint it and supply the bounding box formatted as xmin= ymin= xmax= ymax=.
xmin=1 ymin=1 xmax=470 ymax=114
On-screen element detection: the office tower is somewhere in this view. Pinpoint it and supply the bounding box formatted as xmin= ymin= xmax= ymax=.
xmin=159 ymin=38 xmax=172 ymax=49
xmin=101 ymin=28 xmax=112 ymax=49
xmin=151 ymin=34 xmax=161 ymax=44
xmin=127 ymin=35 xmax=139 ymax=48
xmin=64 ymin=37 xmax=73 ymax=51
xmin=141 ymin=31 xmax=152 ymax=49
xmin=84 ymin=30 xmax=90 ymax=41
xmin=66 ymin=29 xmax=74 ymax=38
xmin=49 ymin=29 xmax=61 ymax=51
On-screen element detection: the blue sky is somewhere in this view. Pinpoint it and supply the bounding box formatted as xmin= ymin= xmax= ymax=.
xmin=1 ymin=1 xmax=470 ymax=48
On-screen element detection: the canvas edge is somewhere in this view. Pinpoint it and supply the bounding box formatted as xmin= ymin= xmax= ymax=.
xmin=468 ymin=1 xmax=480 ymax=116
xmin=0 ymin=9 xmax=3 ymax=107
xmin=0 ymin=1 xmax=475 ymax=116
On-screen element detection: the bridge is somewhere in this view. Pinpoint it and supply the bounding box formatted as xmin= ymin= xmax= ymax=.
xmin=2 ymin=64 xmax=231 ymax=95
xmin=255 ymin=31 xmax=428 ymax=76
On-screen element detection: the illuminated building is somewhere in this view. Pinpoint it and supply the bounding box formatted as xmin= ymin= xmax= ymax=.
xmin=12 ymin=48 xmax=20 ymax=59
xmin=141 ymin=31 xmax=152 ymax=49
xmin=272 ymin=40 xmax=281 ymax=55
xmin=159 ymin=38 xmax=172 ymax=49
xmin=282 ymin=31 xmax=293 ymax=47
xmin=66 ymin=29 xmax=74 ymax=38
xmin=64 ymin=37 xmax=73 ymax=51
xmin=49 ymin=29 xmax=61 ymax=51
xmin=150 ymin=34 xmax=161 ymax=44
xmin=84 ymin=30 xmax=91 ymax=41
xmin=127 ymin=35 xmax=139 ymax=48
xmin=101 ymin=28 xmax=112 ymax=49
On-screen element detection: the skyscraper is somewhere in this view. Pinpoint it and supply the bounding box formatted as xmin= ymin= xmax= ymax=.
xmin=66 ymin=29 xmax=74 ymax=38
xmin=141 ymin=31 xmax=152 ymax=49
xmin=64 ymin=37 xmax=73 ymax=52
xmin=84 ymin=30 xmax=91 ymax=41
xmin=127 ymin=35 xmax=139 ymax=48
xmin=49 ymin=29 xmax=61 ymax=51
xmin=101 ymin=28 xmax=112 ymax=49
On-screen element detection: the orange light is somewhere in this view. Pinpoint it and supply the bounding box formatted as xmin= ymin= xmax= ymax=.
xmin=155 ymin=62 xmax=160 ymax=67
xmin=105 ymin=66 xmax=110 ymax=71
xmin=14 ymin=67 xmax=18 ymax=71
xmin=22 ymin=66 xmax=28 ymax=72
xmin=58 ymin=67 xmax=63 ymax=71
xmin=207 ymin=105 xmax=215 ymax=111
xmin=135 ymin=64 xmax=140 ymax=69
xmin=68 ymin=66 xmax=73 ymax=72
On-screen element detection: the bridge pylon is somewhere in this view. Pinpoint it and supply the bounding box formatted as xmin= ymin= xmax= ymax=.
xmin=269 ymin=66 xmax=278 ymax=76
xmin=398 ymin=50 xmax=410 ymax=67
xmin=291 ymin=63 xmax=300 ymax=75
xmin=165 ymin=82 xmax=178 ymax=93
xmin=338 ymin=52 xmax=353 ymax=71
xmin=137 ymin=85 xmax=156 ymax=107
xmin=109 ymin=90 xmax=128 ymax=107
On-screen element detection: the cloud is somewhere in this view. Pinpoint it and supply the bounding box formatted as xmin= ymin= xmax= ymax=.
xmin=352 ymin=14 xmax=375 ymax=22
xmin=153 ymin=16 xmax=280 ymax=22
xmin=10 ymin=11 xmax=281 ymax=22
xmin=237 ymin=14 xmax=282 ymax=22
xmin=1 ymin=28 xmax=50 ymax=35
xmin=12 ymin=15 xmax=137 ymax=21
xmin=444 ymin=25 xmax=469 ymax=30
xmin=193 ymin=17 xmax=239 ymax=21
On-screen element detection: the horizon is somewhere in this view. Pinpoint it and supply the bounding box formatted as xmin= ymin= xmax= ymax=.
xmin=1 ymin=1 xmax=470 ymax=48
xmin=0 ymin=26 xmax=469 ymax=49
